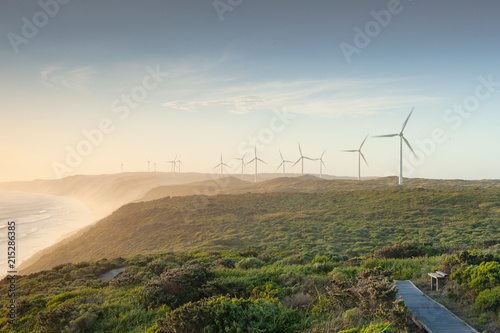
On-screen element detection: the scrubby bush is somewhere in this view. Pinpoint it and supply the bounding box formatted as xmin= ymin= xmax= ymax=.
xmin=236 ymin=257 xmax=264 ymax=270
xmin=452 ymin=261 xmax=500 ymax=294
xmin=282 ymin=292 xmax=314 ymax=310
xmin=154 ymin=263 xmax=213 ymax=308
xmin=374 ymin=242 xmax=441 ymax=259
xmin=156 ymin=296 xmax=305 ymax=332
xmin=443 ymin=250 xmax=500 ymax=272
xmin=318 ymin=267 xmax=407 ymax=329
xmin=139 ymin=280 xmax=175 ymax=309
xmin=145 ymin=258 xmax=178 ymax=276
xmin=36 ymin=304 xmax=75 ymax=333
xmin=474 ymin=286 xmax=500 ymax=312
xmin=213 ymin=257 xmax=237 ymax=269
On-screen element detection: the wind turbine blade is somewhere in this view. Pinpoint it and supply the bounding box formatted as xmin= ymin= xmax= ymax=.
xmin=321 ymin=150 xmax=326 ymax=159
xmin=373 ymin=134 xmax=398 ymax=138
xmin=359 ymin=135 xmax=369 ymax=149
xmin=246 ymin=158 xmax=256 ymax=165
xmin=304 ymin=157 xmax=314 ymax=161
xmin=298 ymin=143 xmax=303 ymax=156
xmin=342 ymin=150 xmax=358 ymax=153
xmin=401 ymin=107 xmax=414 ymax=132
xmin=402 ymin=136 xmax=416 ymax=156
xmin=257 ymin=158 xmax=267 ymax=164
xmin=277 ymin=162 xmax=283 ymax=170
xmin=279 ymin=150 xmax=284 ymax=161
xmin=360 ymin=152 xmax=369 ymax=167
xmin=292 ymin=158 xmax=301 ymax=167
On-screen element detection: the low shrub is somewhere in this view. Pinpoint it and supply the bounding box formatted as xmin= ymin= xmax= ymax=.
xmin=474 ymin=285 xmax=500 ymax=312
xmin=236 ymin=257 xmax=264 ymax=270
xmin=156 ymin=296 xmax=305 ymax=332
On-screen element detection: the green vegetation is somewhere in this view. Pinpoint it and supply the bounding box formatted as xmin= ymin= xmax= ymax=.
xmin=2 ymin=178 xmax=498 ymax=331
xmin=139 ymin=176 xmax=500 ymax=203
xmin=20 ymin=186 xmax=500 ymax=275
xmin=2 ymin=250 xmax=424 ymax=332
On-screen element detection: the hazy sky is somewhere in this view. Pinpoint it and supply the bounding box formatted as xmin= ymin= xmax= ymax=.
xmin=1 ymin=0 xmax=499 ymax=182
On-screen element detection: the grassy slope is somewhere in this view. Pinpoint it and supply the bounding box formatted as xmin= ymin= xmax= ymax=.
xmin=20 ymin=181 xmax=500 ymax=274
xmin=139 ymin=175 xmax=500 ymax=202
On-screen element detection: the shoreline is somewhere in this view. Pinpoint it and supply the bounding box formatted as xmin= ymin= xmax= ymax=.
xmin=0 ymin=191 xmax=96 ymax=277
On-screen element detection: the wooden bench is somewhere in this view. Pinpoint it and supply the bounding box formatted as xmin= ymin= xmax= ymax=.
xmin=428 ymin=271 xmax=449 ymax=291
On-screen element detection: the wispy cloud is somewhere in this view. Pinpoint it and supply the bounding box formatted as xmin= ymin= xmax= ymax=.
xmin=163 ymin=95 xmax=265 ymax=114
xmin=40 ymin=66 xmax=95 ymax=91
xmin=161 ymin=78 xmax=441 ymax=117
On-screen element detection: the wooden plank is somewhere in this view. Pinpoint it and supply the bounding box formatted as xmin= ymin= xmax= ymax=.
xmin=396 ymin=280 xmax=479 ymax=333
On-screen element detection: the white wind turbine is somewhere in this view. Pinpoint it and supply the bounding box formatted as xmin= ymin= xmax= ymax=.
xmin=246 ymin=147 xmax=267 ymax=183
xmin=314 ymin=150 xmax=326 ymax=179
xmin=147 ymin=159 xmax=151 ymax=172
xmin=293 ymin=143 xmax=313 ymax=176
xmin=154 ymin=162 xmax=157 ymax=172
xmin=235 ymin=153 xmax=247 ymax=176
xmin=214 ymin=153 xmax=229 ymax=177
xmin=342 ymin=135 xmax=369 ymax=181
xmin=373 ymin=108 xmax=416 ymax=185
xmin=167 ymin=155 xmax=178 ymax=173
xmin=176 ymin=158 xmax=183 ymax=173
xmin=277 ymin=150 xmax=293 ymax=177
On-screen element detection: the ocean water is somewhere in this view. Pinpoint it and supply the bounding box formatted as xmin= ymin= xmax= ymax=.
xmin=0 ymin=191 xmax=94 ymax=275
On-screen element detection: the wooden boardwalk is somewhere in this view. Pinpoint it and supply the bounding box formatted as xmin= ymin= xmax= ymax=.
xmin=396 ymin=281 xmax=478 ymax=333
xmin=99 ymin=267 xmax=126 ymax=281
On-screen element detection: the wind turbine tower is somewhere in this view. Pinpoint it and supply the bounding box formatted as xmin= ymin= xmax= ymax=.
xmin=246 ymin=147 xmax=267 ymax=183
xmin=235 ymin=153 xmax=247 ymax=176
xmin=292 ymin=143 xmax=313 ymax=176
xmin=342 ymin=135 xmax=369 ymax=181
xmin=373 ymin=108 xmax=416 ymax=185
xmin=167 ymin=155 xmax=178 ymax=173
xmin=214 ymin=153 xmax=229 ymax=177
xmin=314 ymin=151 xmax=326 ymax=179
xmin=277 ymin=150 xmax=293 ymax=177
xmin=176 ymin=159 xmax=183 ymax=173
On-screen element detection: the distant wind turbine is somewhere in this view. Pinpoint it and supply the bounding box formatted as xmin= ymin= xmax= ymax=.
xmin=121 ymin=161 xmax=124 ymax=173
xmin=342 ymin=135 xmax=369 ymax=181
xmin=235 ymin=153 xmax=247 ymax=176
xmin=373 ymin=108 xmax=416 ymax=185
xmin=246 ymin=147 xmax=267 ymax=183
xmin=147 ymin=159 xmax=151 ymax=172
xmin=176 ymin=159 xmax=183 ymax=173
xmin=314 ymin=150 xmax=326 ymax=179
xmin=277 ymin=150 xmax=293 ymax=177
xmin=154 ymin=162 xmax=157 ymax=172
xmin=292 ymin=143 xmax=313 ymax=176
xmin=167 ymin=155 xmax=178 ymax=173
xmin=214 ymin=153 xmax=229 ymax=177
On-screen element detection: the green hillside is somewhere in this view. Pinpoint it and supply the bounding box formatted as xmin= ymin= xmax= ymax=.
xmin=20 ymin=184 xmax=500 ymax=275
xmin=139 ymin=175 xmax=500 ymax=202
